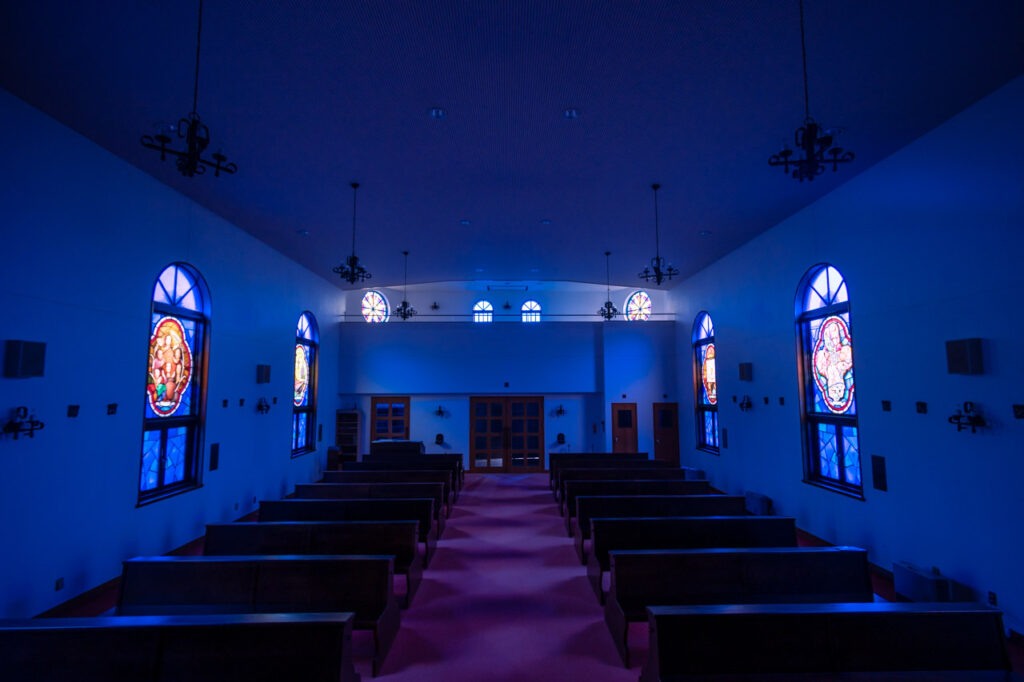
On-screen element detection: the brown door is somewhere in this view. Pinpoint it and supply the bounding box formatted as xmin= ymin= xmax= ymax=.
xmin=470 ymin=396 xmax=544 ymax=473
xmin=611 ymin=402 xmax=638 ymax=453
xmin=371 ymin=397 xmax=410 ymax=440
xmin=653 ymin=402 xmax=680 ymax=465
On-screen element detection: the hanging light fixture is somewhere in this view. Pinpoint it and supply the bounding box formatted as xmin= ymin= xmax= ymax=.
xmin=769 ymin=0 xmax=854 ymax=181
xmin=638 ymin=183 xmax=679 ymax=285
xmin=140 ymin=0 xmax=236 ymax=177
xmin=332 ymin=182 xmax=372 ymax=284
xmin=597 ymin=251 xmax=619 ymax=321
xmin=394 ymin=250 xmax=417 ymax=320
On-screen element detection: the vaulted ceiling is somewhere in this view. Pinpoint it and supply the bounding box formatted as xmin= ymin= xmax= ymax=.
xmin=2 ymin=1 xmax=1022 ymax=288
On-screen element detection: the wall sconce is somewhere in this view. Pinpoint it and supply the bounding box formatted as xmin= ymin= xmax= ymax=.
xmin=502 ymin=300 xmax=512 ymax=310
xmin=435 ymin=433 xmax=445 ymax=445
xmin=738 ymin=395 xmax=753 ymax=412
xmin=435 ymin=405 xmax=446 ymax=418
xmin=430 ymin=302 xmax=440 ymax=310
xmin=556 ymin=432 xmax=566 ymax=444
xmin=554 ymin=404 xmax=566 ymax=417
xmin=256 ymin=397 xmax=271 ymax=415
xmin=948 ymin=401 xmax=987 ymax=433
xmin=2 ymin=406 xmax=44 ymax=439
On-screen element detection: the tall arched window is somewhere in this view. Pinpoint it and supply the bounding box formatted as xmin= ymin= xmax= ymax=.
xmin=521 ymin=300 xmax=541 ymax=322
xmin=795 ymin=264 xmax=862 ymax=496
xmin=473 ymin=300 xmax=493 ymax=323
xmin=692 ymin=312 xmax=718 ymax=453
xmin=140 ymin=263 xmax=209 ymax=501
xmin=293 ymin=312 xmax=319 ymax=455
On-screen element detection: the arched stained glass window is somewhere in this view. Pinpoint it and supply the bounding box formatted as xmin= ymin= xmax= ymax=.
xmin=473 ymin=300 xmax=493 ymax=323
xmin=625 ymin=291 xmax=652 ymax=321
xmin=692 ymin=312 xmax=718 ymax=453
xmin=795 ymin=264 xmax=862 ymax=496
xmin=362 ymin=290 xmax=389 ymax=323
xmin=293 ymin=312 xmax=319 ymax=455
xmin=140 ymin=263 xmax=209 ymax=501
xmin=521 ymin=300 xmax=541 ymax=323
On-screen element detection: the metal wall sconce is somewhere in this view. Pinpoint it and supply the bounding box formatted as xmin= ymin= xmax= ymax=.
xmin=256 ymin=397 xmax=271 ymax=415
xmin=556 ymin=432 xmax=566 ymax=444
xmin=435 ymin=405 xmax=447 ymax=418
xmin=554 ymin=404 xmax=566 ymax=417
xmin=948 ymin=402 xmax=987 ymax=433
xmin=435 ymin=433 xmax=444 ymax=445
xmin=738 ymin=395 xmax=753 ymax=412
xmin=430 ymin=302 xmax=440 ymax=310
xmin=3 ymin=406 xmax=44 ymax=439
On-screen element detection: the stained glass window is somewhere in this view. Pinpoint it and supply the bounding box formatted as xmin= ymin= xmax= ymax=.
xmin=521 ymin=300 xmax=541 ymax=323
xmin=292 ymin=312 xmax=318 ymax=455
xmin=796 ymin=264 xmax=862 ymax=496
xmin=362 ymin=290 xmax=389 ymax=323
xmin=692 ymin=312 xmax=719 ymax=453
xmin=140 ymin=263 xmax=209 ymax=502
xmin=625 ymin=291 xmax=652 ymax=321
xmin=473 ymin=300 xmax=493 ymax=323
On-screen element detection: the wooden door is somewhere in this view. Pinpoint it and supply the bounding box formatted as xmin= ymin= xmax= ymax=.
xmin=652 ymin=402 xmax=680 ymax=465
xmin=611 ymin=402 xmax=638 ymax=453
xmin=371 ymin=397 xmax=410 ymax=440
xmin=470 ymin=396 xmax=545 ymax=472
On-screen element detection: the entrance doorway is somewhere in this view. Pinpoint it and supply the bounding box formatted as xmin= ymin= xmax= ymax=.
xmin=470 ymin=396 xmax=545 ymax=473
xmin=611 ymin=402 xmax=638 ymax=453
xmin=652 ymin=402 xmax=680 ymax=465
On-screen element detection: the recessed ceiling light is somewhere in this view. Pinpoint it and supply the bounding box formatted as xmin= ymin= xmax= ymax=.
xmin=563 ymin=108 xmax=579 ymax=119
xmin=530 ymin=268 xmax=540 ymax=273
xmin=430 ymin=108 xmax=446 ymax=120
xmin=699 ymin=230 xmax=711 ymax=237
xmin=539 ymin=219 xmax=551 ymax=225
xmin=296 ymin=229 xmax=309 ymax=236
xmin=475 ymin=268 xmax=484 ymax=273
xmin=460 ymin=219 xmax=471 ymax=226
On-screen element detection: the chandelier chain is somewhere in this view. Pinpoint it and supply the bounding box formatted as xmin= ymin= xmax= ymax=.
xmin=799 ymin=0 xmax=809 ymax=121
xmin=350 ymin=182 xmax=359 ymax=257
xmin=192 ymin=0 xmax=203 ymax=115
xmin=652 ymin=183 xmax=661 ymax=259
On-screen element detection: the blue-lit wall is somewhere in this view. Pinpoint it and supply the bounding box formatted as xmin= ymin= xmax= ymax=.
xmin=670 ymin=75 xmax=1024 ymax=631
xmin=0 ymin=89 xmax=344 ymax=618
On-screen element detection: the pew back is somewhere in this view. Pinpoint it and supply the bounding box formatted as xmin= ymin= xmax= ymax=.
xmin=562 ymin=479 xmax=712 ymax=517
xmin=556 ymin=465 xmax=683 ymax=500
xmin=321 ymin=469 xmax=453 ymax=503
xmin=294 ymin=482 xmax=447 ymax=525
xmin=575 ymin=495 xmax=747 ymax=540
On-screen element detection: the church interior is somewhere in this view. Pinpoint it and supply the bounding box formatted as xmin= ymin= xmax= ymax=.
xmin=1 ymin=1 xmax=1023 ymax=679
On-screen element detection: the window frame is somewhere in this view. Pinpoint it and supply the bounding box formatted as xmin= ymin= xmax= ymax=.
xmin=624 ymin=290 xmax=652 ymax=321
xmin=473 ymin=300 xmax=494 ymax=323
xmin=692 ymin=311 xmax=719 ymax=454
xmin=291 ymin=312 xmax=319 ymax=457
xmin=795 ymin=264 xmax=864 ymax=500
xmin=521 ymin=300 xmax=541 ymax=323
xmin=361 ymin=290 xmax=390 ymax=323
xmin=138 ymin=263 xmax=209 ymax=506
xmin=371 ymin=396 xmax=411 ymax=440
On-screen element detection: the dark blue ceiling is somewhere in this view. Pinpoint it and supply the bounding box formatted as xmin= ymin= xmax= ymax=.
xmin=3 ymin=1 xmax=1022 ymax=288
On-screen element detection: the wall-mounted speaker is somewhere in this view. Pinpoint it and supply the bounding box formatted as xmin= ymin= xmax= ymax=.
xmin=4 ymin=340 xmax=46 ymax=378
xmin=256 ymin=364 xmax=271 ymax=384
xmin=738 ymin=362 xmax=753 ymax=382
xmin=945 ymin=338 xmax=983 ymax=375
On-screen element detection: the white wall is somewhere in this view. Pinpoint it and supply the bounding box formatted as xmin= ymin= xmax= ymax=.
xmin=0 ymin=89 xmax=344 ymax=618
xmin=670 ymin=75 xmax=1024 ymax=631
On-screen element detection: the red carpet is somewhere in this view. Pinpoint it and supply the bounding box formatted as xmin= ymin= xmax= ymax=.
xmin=373 ymin=472 xmax=639 ymax=681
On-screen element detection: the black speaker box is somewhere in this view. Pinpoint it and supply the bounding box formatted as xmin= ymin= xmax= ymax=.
xmin=4 ymin=340 xmax=46 ymax=378
xmin=256 ymin=364 xmax=271 ymax=384
xmin=945 ymin=338 xmax=984 ymax=375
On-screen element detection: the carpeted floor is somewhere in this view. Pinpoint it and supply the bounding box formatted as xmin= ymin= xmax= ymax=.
xmin=372 ymin=472 xmax=640 ymax=681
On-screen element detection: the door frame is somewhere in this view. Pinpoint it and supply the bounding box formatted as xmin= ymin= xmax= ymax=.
xmin=469 ymin=396 xmax=545 ymax=473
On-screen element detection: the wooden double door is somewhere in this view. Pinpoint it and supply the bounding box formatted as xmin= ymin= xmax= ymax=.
xmin=470 ymin=396 xmax=545 ymax=473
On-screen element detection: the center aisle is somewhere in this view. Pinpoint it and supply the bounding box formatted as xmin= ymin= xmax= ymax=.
xmin=377 ymin=473 xmax=641 ymax=681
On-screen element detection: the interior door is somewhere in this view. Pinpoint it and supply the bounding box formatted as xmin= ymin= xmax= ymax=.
xmin=470 ymin=396 xmax=545 ymax=472
xmin=611 ymin=402 xmax=638 ymax=453
xmin=653 ymin=402 xmax=680 ymax=465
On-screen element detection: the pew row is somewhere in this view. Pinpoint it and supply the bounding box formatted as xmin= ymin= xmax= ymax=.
xmin=204 ymin=520 xmax=423 ymax=608
xmin=360 ymin=453 xmax=464 ymax=485
xmin=343 ymin=458 xmax=463 ymax=493
xmin=560 ymin=478 xmax=712 ymax=523
xmin=0 ymin=612 xmax=360 ymax=682
xmin=258 ymin=498 xmax=438 ymax=567
xmin=294 ymin=482 xmax=448 ymax=532
xmin=322 ymin=469 xmax=456 ymax=505
xmin=547 ymin=452 xmax=649 ymax=491
xmin=554 ymin=464 xmax=677 ymax=502
xmin=119 ymin=555 xmax=399 ymax=677
xmin=640 ymin=602 xmax=1015 ymax=682
xmin=606 ymin=546 xmax=874 ymax=666
xmin=572 ymin=495 xmax=748 ymax=563
xmin=585 ymin=515 xmax=798 ymax=603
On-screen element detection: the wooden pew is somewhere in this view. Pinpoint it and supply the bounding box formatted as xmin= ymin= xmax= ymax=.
xmin=606 ymin=546 xmax=874 ymax=666
xmin=560 ymin=478 xmax=712 ymax=522
xmin=640 ymin=602 xmax=1015 ymax=681
xmin=555 ymin=465 xmax=683 ymax=502
xmin=345 ymin=457 xmax=464 ymax=492
xmin=294 ymin=482 xmax=448 ymax=533
xmin=586 ymin=515 xmax=798 ymax=603
xmin=573 ymin=494 xmax=747 ymax=563
xmin=258 ymin=498 xmax=438 ymax=566
xmin=322 ymin=468 xmax=456 ymax=505
xmin=548 ymin=452 xmax=649 ymax=490
xmin=0 ymin=612 xmax=360 ymax=682
xmin=119 ymin=554 xmax=399 ymax=677
xmin=361 ymin=452 xmax=464 ymax=485
xmin=204 ymin=520 xmax=423 ymax=608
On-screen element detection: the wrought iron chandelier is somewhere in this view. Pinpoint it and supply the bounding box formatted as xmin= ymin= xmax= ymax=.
xmin=394 ymin=250 xmax=417 ymax=320
xmin=769 ymin=0 xmax=853 ymax=181
xmin=140 ymin=0 xmax=236 ymax=178
xmin=333 ymin=182 xmax=372 ymax=284
xmin=638 ymin=183 xmax=679 ymax=285
xmin=598 ymin=251 xmax=619 ymax=321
